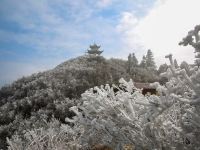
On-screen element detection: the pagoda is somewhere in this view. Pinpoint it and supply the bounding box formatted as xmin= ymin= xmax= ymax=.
xmin=87 ymin=43 xmax=103 ymax=56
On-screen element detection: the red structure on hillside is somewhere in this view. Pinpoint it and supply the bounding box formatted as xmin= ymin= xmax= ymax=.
xmin=134 ymin=82 xmax=157 ymax=95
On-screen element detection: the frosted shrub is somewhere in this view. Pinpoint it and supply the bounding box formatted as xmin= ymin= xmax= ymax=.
xmin=66 ymin=79 xmax=150 ymax=149
xmin=66 ymin=78 xmax=179 ymax=149
xmin=7 ymin=119 xmax=81 ymax=150
xmin=179 ymin=25 xmax=200 ymax=67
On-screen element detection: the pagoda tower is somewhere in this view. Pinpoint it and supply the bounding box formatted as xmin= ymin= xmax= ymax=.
xmin=87 ymin=43 xmax=103 ymax=56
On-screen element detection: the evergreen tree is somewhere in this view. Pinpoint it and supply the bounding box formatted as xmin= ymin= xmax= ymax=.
xmin=140 ymin=55 xmax=146 ymax=68
xmin=130 ymin=53 xmax=138 ymax=78
xmin=131 ymin=53 xmax=138 ymax=67
xmin=127 ymin=53 xmax=138 ymax=73
xmin=146 ymin=49 xmax=156 ymax=69
xmin=127 ymin=54 xmax=132 ymax=73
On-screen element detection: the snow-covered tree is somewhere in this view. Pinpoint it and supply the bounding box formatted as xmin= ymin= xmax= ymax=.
xmin=127 ymin=54 xmax=132 ymax=73
xmin=127 ymin=53 xmax=138 ymax=73
xmin=131 ymin=53 xmax=138 ymax=67
xmin=158 ymin=63 xmax=168 ymax=84
xmin=66 ymin=79 xmax=151 ymax=149
xmin=180 ymin=61 xmax=192 ymax=76
xmin=158 ymin=63 xmax=168 ymax=75
xmin=146 ymin=49 xmax=156 ymax=70
xmin=140 ymin=55 xmax=147 ymax=68
xmin=179 ymin=24 xmax=200 ymax=67
xmin=174 ymin=59 xmax=179 ymax=68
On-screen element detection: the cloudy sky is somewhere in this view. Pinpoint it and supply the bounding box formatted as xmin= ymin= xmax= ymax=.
xmin=0 ymin=0 xmax=199 ymax=87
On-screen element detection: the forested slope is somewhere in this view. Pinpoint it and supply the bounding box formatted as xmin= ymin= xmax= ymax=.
xmin=0 ymin=55 xmax=132 ymax=149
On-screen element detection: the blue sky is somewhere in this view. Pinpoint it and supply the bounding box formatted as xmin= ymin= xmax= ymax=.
xmin=0 ymin=0 xmax=199 ymax=87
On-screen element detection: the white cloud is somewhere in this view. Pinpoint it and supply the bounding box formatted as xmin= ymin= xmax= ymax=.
xmin=97 ymin=0 xmax=112 ymax=8
xmin=117 ymin=0 xmax=200 ymax=65
xmin=117 ymin=12 xmax=138 ymax=32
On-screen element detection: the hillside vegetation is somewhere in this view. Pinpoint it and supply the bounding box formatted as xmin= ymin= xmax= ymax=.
xmin=0 ymin=53 xmax=158 ymax=149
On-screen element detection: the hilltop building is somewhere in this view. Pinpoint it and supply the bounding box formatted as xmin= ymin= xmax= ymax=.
xmin=87 ymin=43 xmax=103 ymax=56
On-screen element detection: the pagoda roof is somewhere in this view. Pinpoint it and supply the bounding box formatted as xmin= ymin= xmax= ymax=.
xmin=90 ymin=43 xmax=101 ymax=49
xmin=87 ymin=49 xmax=103 ymax=54
xmin=86 ymin=43 xmax=103 ymax=55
